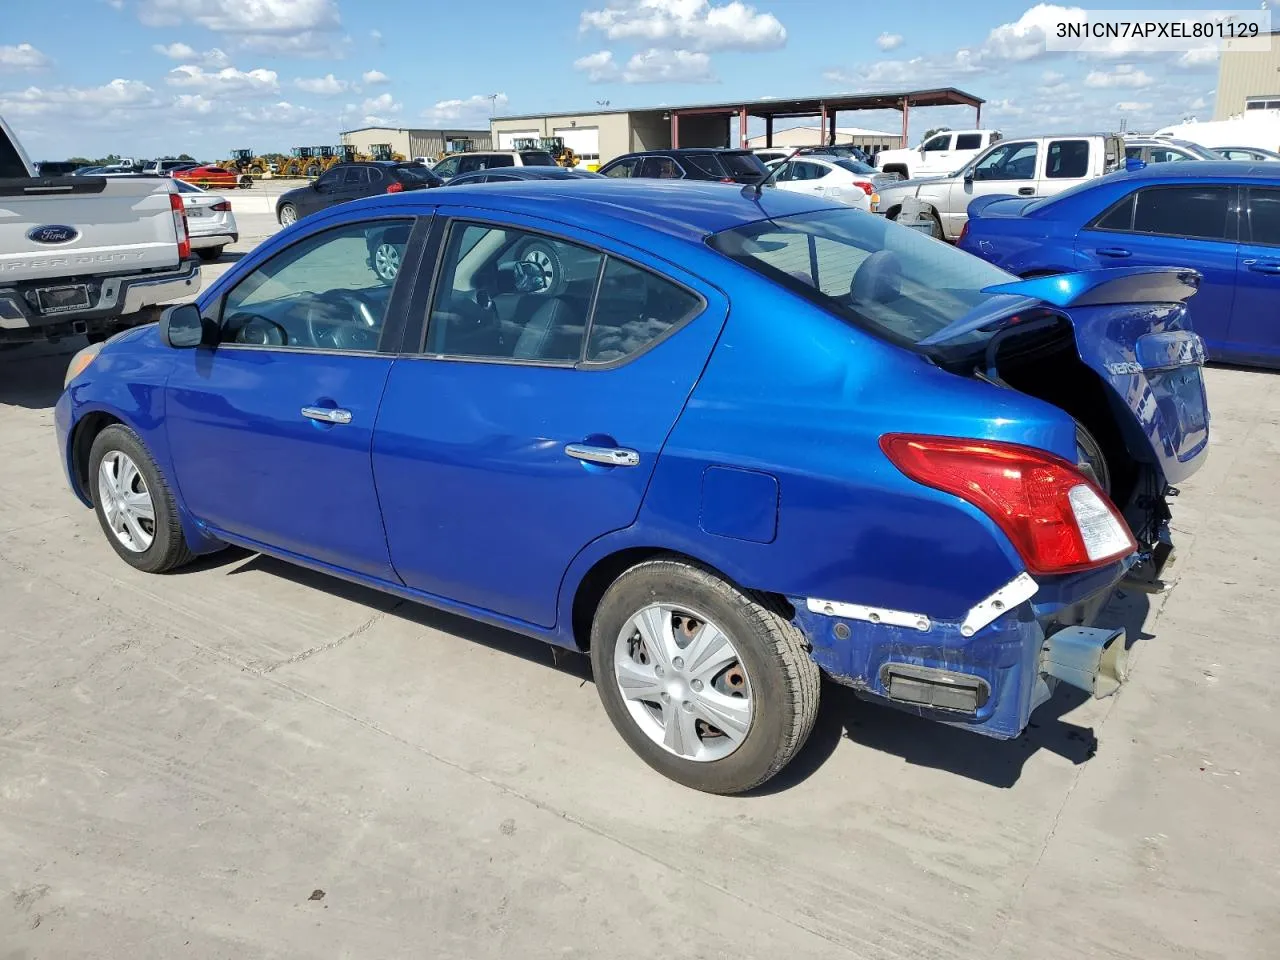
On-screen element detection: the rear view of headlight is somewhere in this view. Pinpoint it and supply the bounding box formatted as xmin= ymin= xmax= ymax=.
xmin=64 ymin=342 xmax=103 ymax=388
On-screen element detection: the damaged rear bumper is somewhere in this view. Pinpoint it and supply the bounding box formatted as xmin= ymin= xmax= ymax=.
xmin=788 ymin=562 xmax=1133 ymax=739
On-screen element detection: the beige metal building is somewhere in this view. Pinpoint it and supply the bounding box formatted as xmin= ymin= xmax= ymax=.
xmin=745 ymin=125 xmax=903 ymax=155
xmin=492 ymin=89 xmax=980 ymax=168
xmin=1214 ymin=31 xmax=1280 ymax=119
xmin=340 ymin=126 xmax=491 ymax=160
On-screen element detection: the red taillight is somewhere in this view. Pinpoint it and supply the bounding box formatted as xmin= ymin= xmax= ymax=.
xmin=720 ymin=177 xmax=735 ymax=184
xmin=386 ymin=181 xmax=404 ymax=193
xmin=169 ymin=191 xmax=190 ymax=260
xmin=211 ymin=200 xmax=230 ymax=212
xmin=853 ymin=180 xmax=875 ymax=195
xmin=880 ymin=434 xmax=1136 ymax=576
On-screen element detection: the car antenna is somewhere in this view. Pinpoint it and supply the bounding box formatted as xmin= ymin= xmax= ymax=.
xmin=743 ymin=148 xmax=801 ymax=201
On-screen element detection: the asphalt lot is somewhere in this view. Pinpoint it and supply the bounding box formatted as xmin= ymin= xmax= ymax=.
xmin=1 ymin=192 xmax=1278 ymax=959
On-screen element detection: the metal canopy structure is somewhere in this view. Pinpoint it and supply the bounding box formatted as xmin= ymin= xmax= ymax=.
xmin=667 ymin=87 xmax=985 ymax=149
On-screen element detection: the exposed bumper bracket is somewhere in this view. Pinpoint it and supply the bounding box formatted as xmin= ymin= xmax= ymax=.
xmin=960 ymin=572 xmax=1039 ymax=637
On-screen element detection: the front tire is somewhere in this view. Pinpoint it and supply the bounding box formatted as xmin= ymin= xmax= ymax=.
xmin=278 ymin=203 xmax=297 ymax=226
xmin=590 ymin=560 xmax=820 ymax=794
xmin=89 ymin=424 xmax=194 ymax=574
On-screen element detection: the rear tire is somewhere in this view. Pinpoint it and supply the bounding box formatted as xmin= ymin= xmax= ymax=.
xmin=89 ymin=424 xmax=194 ymax=574
xmin=196 ymin=246 xmax=224 ymax=262
xmin=590 ymin=560 xmax=820 ymax=794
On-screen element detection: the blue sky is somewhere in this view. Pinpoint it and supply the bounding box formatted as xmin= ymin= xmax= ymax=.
xmin=0 ymin=0 xmax=1240 ymax=161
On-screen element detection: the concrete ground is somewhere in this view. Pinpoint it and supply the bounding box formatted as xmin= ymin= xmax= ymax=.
xmin=1 ymin=210 xmax=1278 ymax=959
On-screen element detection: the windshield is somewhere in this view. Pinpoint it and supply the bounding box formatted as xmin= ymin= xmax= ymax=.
xmin=707 ymin=208 xmax=1011 ymax=348
xmin=833 ymin=158 xmax=878 ymax=176
xmin=1171 ymin=140 xmax=1223 ymax=161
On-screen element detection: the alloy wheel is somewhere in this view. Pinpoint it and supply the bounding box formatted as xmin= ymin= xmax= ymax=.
xmin=280 ymin=205 xmax=296 ymax=225
xmin=613 ymin=603 xmax=754 ymax=762
xmin=374 ymin=243 xmax=401 ymax=281
xmin=97 ymin=451 xmax=156 ymax=553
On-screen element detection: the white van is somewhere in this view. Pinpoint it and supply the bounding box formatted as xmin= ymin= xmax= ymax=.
xmin=1154 ymin=114 xmax=1280 ymax=152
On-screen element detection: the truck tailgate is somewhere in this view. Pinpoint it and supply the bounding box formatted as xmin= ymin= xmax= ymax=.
xmin=0 ymin=176 xmax=181 ymax=283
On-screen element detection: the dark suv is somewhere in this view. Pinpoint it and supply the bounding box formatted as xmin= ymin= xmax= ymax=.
xmin=275 ymin=161 xmax=442 ymax=225
xmin=598 ymin=149 xmax=768 ymax=184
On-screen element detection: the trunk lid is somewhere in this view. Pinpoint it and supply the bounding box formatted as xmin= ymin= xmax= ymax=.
xmin=920 ymin=266 xmax=1209 ymax=485
xmin=0 ymin=175 xmax=183 ymax=282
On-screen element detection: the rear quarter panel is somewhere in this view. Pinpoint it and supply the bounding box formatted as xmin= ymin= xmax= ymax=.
xmin=961 ymin=207 xmax=1080 ymax=276
xmin=589 ymin=266 xmax=1079 ymax=621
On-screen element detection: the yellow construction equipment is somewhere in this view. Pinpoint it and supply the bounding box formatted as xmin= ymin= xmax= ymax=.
xmin=368 ymin=143 xmax=406 ymax=162
xmin=220 ymin=149 xmax=277 ymax=176
xmin=513 ymin=136 xmax=579 ymax=169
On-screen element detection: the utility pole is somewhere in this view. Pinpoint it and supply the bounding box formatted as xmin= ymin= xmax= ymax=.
xmin=486 ymin=93 xmax=500 ymax=116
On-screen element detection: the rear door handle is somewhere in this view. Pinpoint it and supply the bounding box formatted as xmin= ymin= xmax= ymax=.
xmin=301 ymin=406 xmax=352 ymax=425
xmin=1017 ymin=187 xmax=1035 ymax=195
xmin=1097 ymin=247 xmax=1132 ymax=258
xmin=565 ymin=443 xmax=640 ymax=467
xmin=1245 ymin=259 xmax=1280 ymax=275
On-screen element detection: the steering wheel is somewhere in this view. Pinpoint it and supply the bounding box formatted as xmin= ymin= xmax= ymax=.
xmin=304 ymin=289 xmax=378 ymax=349
xmin=226 ymin=312 xmax=288 ymax=346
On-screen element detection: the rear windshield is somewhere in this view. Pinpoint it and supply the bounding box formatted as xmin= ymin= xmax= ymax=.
xmin=519 ymin=151 xmax=556 ymax=166
xmin=393 ymin=164 xmax=441 ymax=184
xmin=708 ymin=208 xmax=1010 ymax=348
xmin=833 ymin=158 xmax=878 ymax=176
xmin=682 ymin=153 xmax=727 ymax=177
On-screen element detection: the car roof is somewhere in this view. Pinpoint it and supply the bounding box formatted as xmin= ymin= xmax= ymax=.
xmin=458 ymin=167 xmax=594 ymax=178
xmin=1110 ymin=161 xmax=1280 ymax=181
xmin=350 ymin=179 xmax=837 ymax=242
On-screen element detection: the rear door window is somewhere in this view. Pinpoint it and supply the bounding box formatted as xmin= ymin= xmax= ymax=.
xmin=586 ymin=258 xmax=703 ymax=362
xmin=1045 ymin=140 xmax=1089 ymax=179
xmin=342 ymin=167 xmax=367 ymax=186
xmin=954 ymin=133 xmax=983 ymax=150
xmin=639 ymin=156 xmax=683 ymax=179
xmin=680 ymin=153 xmax=726 ymax=178
xmin=1132 ymin=186 xmax=1231 ymax=239
xmin=603 ymin=157 xmax=638 ymax=178
xmin=1246 ymin=187 xmax=1280 ymax=245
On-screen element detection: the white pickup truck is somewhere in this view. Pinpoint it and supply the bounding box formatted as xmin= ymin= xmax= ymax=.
xmin=874 ymin=133 xmax=1127 ymax=241
xmin=875 ymin=129 xmax=1002 ymax=180
xmin=1 ymin=117 xmax=199 ymax=348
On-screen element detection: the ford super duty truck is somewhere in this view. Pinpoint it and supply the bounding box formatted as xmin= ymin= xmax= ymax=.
xmin=1 ymin=116 xmax=199 ymax=348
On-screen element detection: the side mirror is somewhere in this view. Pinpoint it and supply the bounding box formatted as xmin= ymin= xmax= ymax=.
xmin=964 ymin=169 xmax=976 ymax=184
xmin=159 ymin=302 xmax=216 ymax=349
xmin=1125 ymin=157 xmax=1147 ymax=172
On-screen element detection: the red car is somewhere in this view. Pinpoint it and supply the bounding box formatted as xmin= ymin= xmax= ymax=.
xmin=172 ymin=165 xmax=245 ymax=189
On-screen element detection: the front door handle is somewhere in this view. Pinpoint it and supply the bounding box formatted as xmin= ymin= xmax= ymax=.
xmin=1097 ymin=247 xmax=1132 ymax=258
xmin=1017 ymin=187 xmax=1035 ymax=195
xmin=301 ymin=406 xmax=352 ymax=425
xmin=565 ymin=443 xmax=640 ymax=467
xmin=1245 ymin=259 xmax=1280 ymax=275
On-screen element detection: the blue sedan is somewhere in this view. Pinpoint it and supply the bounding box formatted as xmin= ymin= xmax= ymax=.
xmin=55 ymin=180 xmax=1209 ymax=792
xmin=959 ymin=162 xmax=1280 ymax=368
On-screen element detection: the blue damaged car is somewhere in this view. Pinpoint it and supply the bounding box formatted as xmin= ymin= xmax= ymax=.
xmin=55 ymin=180 xmax=1209 ymax=793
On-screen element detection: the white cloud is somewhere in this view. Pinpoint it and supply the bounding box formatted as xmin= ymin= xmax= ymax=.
xmin=138 ymin=0 xmax=344 ymax=56
xmin=294 ymin=73 xmax=348 ymax=95
xmin=0 ymin=79 xmax=159 ymax=119
xmin=138 ymin=0 xmax=340 ymax=33
xmin=0 ymin=43 xmax=51 ymax=70
xmin=370 ymin=28 xmax=383 ymax=44
xmin=980 ymin=3 xmax=1084 ymax=62
xmin=1177 ymin=47 xmax=1219 ymax=69
xmin=1084 ymin=64 xmax=1153 ymax=89
xmin=153 ymin=42 xmax=231 ymax=68
xmin=423 ymin=92 xmax=507 ymax=126
xmin=580 ymin=0 xmax=786 ymax=51
xmin=361 ymin=69 xmax=389 ymax=84
xmin=575 ymin=47 xmax=715 ymax=83
xmin=175 ymin=93 xmax=217 ymax=114
xmin=361 ymin=92 xmax=401 ymax=114
xmin=875 ymin=32 xmax=903 ymax=52
xmin=825 ymin=49 xmax=983 ymax=89
xmin=166 ymin=64 xmax=280 ymax=96
xmin=1115 ymin=100 xmax=1154 ymax=114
